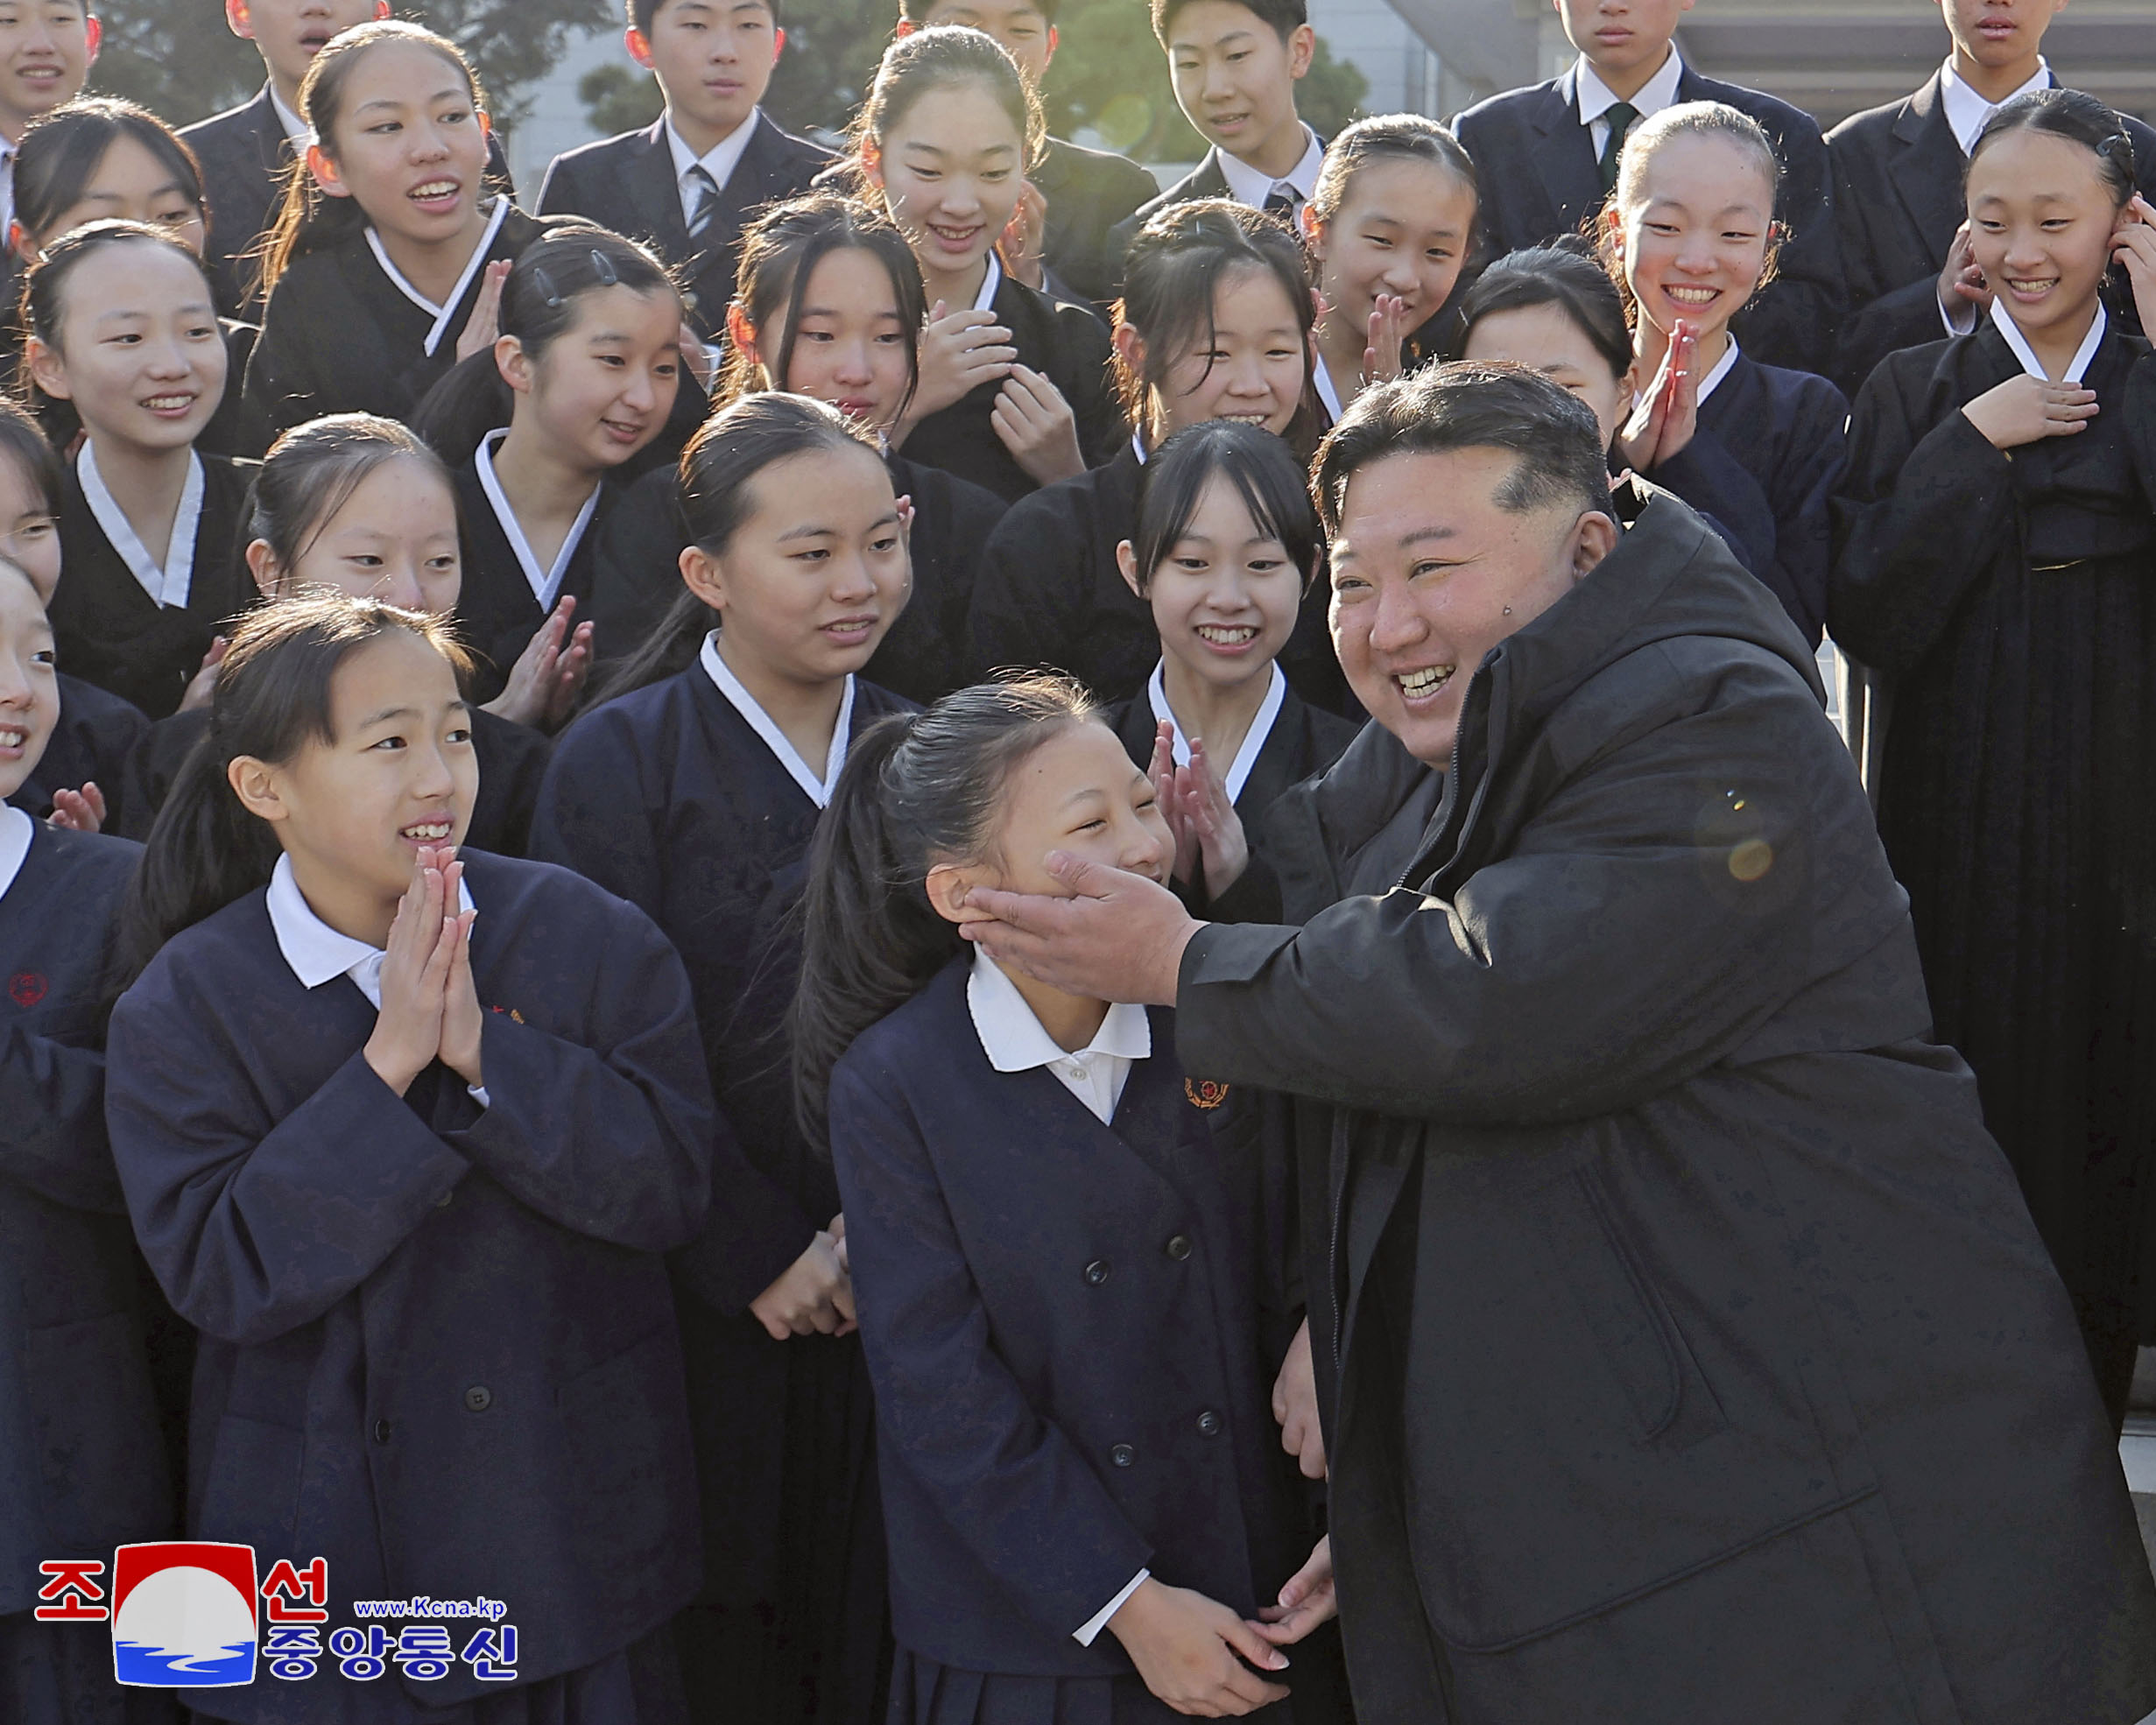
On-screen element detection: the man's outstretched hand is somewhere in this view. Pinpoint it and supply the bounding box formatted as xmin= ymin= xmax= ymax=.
xmin=960 ymin=853 xmax=1201 ymax=1007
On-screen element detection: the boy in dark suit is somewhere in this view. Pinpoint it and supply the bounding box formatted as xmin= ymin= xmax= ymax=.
xmin=1452 ymin=0 xmax=1841 ymax=377
xmin=538 ymin=0 xmax=829 ymax=346
xmin=898 ymin=0 xmax=1157 ymax=307
xmin=1826 ymin=0 xmax=2156 ymax=394
xmin=181 ymin=0 xmax=514 ymax=320
xmin=1110 ymin=0 xmax=1322 ymax=264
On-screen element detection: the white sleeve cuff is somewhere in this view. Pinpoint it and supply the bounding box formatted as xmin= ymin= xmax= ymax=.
xmin=1074 ymin=1568 xmax=1149 ymax=1646
xmin=467 ymin=1085 xmax=490 ymax=1109
xmin=1940 ymin=293 xmax=1978 ymax=337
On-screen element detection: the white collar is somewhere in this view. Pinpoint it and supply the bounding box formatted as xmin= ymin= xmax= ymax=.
xmin=1131 ymin=431 xmax=1149 ymax=465
xmin=665 ymin=111 xmax=761 ymax=198
xmin=1146 ymin=659 xmax=1286 ymax=805
xmin=475 ymin=430 xmax=601 ymax=611
xmin=265 ymin=851 xmax=476 ymax=1008
xmin=1312 ymin=358 xmax=1345 ymax=425
xmin=1939 ymin=57 xmax=2050 ymax=155
xmin=1215 ymin=125 xmax=1325 ymax=212
xmin=973 ymin=249 xmax=1003 ymax=313
xmin=269 ymin=85 xmax=309 ymax=147
xmin=0 ymin=805 xmax=32 ymax=904
xmin=1576 ymin=46 xmax=1685 ymax=128
xmin=699 ymin=630 xmax=856 ymax=807
xmin=965 ymin=947 xmax=1151 ymax=1126
xmin=364 ymin=194 xmax=513 ymax=357
xmin=77 ymin=443 xmax=205 ymax=611
xmin=1695 ymin=334 xmax=1740 ymax=405
xmin=1990 ymin=296 xmax=2105 ymax=383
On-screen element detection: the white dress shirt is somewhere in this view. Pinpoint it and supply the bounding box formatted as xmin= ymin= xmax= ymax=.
xmin=78 ymin=443 xmax=205 ymax=611
xmin=0 ymin=805 xmax=32 ymax=904
xmin=364 ymin=194 xmax=514 ymax=357
xmin=0 ymin=140 xmax=19 ymax=243
xmin=1146 ymin=659 xmax=1286 ymax=806
xmin=1215 ymin=124 xmax=1324 ymax=215
xmin=1576 ymin=46 xmax=1687 ymax=160
xmin=269 ymin=87 xmax=309 ymax=148
xmin=475 ymin=430 xmax=601 ymax=611
xmin=1990 ymin=296 xmax=2105 ymax=384
xmin=1936 ymin=59 xmax=2052 ymax=334
xmin=963 ymin=947 xmax=1156 ymax=1644
xmin=666 ymin=111 xmax=763 ymax=230
xmin=699 ymin=631 xmax=856 ymax=807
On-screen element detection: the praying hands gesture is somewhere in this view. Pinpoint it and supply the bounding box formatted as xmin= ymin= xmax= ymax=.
xmin=1147 ymin=720 xmax=1248 ymax=899
xmin=483 ymin=595 xmax=594 ymax=732
xmin=1617 ymin=318 xmax=1700 ymax=472
xmin=363 ymin=846 xmax=483 ymax=1096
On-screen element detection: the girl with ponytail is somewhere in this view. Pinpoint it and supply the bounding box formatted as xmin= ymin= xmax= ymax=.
xmin=532 ymin=391 xmax=915 ymax=1723
xmin=796 ymin=676 xmax=1345 ymax=1725
xmin=107 ymin=587 xmax=714 ymax=1723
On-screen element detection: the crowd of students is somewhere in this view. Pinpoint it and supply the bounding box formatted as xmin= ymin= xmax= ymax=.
xmin=7 ymin=0 xmax=2156 ymax=1719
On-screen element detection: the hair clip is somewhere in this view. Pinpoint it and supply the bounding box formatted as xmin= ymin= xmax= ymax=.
xmin=589 ymin=250 xmax=618 ymax=288
xmin=531 ymin=266 xmax=564 ymax=309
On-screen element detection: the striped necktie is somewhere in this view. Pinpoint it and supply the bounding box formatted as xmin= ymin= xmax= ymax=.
xmin=1262 ymin=184 xmax=1297 ymax=221
xmin=686 ymin=164 xmax=721 ymax=243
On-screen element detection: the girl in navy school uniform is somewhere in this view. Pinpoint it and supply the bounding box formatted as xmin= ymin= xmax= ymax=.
xmin=793 ymin=675 xmax=1343 ymax=1725
xmin=1108 ymin=420 xmax=1358 ymax=844
xmin=969 ymin=200 xmax=1335 ymax=707
xmin=850 ymin=25 xmax=1126 ymax=503
xmin=1301 ymin=115 xmax=1478 ymax=429
xmin=118 ymin=414 xmax=564 ymax=855
xmin=0 ymin=399 xmax=142 ymax=829
xmin=104 ymin=592 xmax=713 ymax=1725
xmin=10 ymin=96 xmax=267 ymax=460
xmin=22 ymin=221 xmax=256 ymax=722
xmin=0 ymin=556 xmax=179 ymax=1725
xmin=532 ymin=394 xmax=914 ymax=1724
xmin=586 ymin=192 xmax=1008 ymax=704
xmin=1593 ymin=101 xmax=1849 ymax=647
xmin=242 ymin=22 xmax=532 ymax=440
xmin=410 ymin=226 xmax=680 ymax=708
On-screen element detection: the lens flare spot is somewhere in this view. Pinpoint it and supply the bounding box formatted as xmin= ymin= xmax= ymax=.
xmin=1730 ymin=839 xmax=1773 ymax=882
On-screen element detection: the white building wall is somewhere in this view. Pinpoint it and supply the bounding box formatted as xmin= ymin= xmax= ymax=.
xmin=502 ymin=24 xmax=632 ymax=201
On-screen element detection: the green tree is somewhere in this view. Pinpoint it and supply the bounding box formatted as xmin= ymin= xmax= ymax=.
xmin=580 ymin=60 xmax=666 ymax=136
xmin=764 ymin=0 xmax=890 ymax=139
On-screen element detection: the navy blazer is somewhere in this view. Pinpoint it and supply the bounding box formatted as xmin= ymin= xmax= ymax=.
xmin=105 ymin=852 xmax=712 ymax=1713
xmin=828 ymin=959 xmax=1302 ymax=1676
xmin=1033 ymin=134 xmax=1159 ymax=307
xmin=1 ymin=826 xmax=170 ymax=1615
xmin=1826 ymin=70 xmax=2156 ymax=395
xmin=538 ymin=112 xmax=831 ymax=341
xmin=1453 ymin=62 xmax=1842 ymax=377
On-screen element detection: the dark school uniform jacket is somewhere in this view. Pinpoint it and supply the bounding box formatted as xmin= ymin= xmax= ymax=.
xmin=114 ymin=703 xmax=549 ymax=859
xmin=530 ymin=666 xmax=915 ymax=1605
xmin=1826 ymin=70 xmax=2156 ymax=397
xmin=1174 ymin=484 xmax=2156 ymax=1722
xmin=581 ymin=448 xmax=1006 ymax=708
xmin=828 ymin=960 xmax=1305 ymax=1678
xmin=0 ymin=825 xmax=171 ymax=1616
xmin=48 ymin=454 xmax=256 ymax=721
xmin=1032 ymin=135 xmax=1158 ymax=309
xmin=180 ymin=84 xmax=517 ymax=322
xmin=244 ymin=204 xmax=562 ymax=440
xmin=898 ymin=267 xmax=1126 ymax=504
xmin=537 ymin=111 xmax=830 ymax=342
xmin=1642 ymin=349 xmax=1847 ymax=646
xmin=1453 ymin=62 xmax=1842 ymax=377
xmin=968 ymin=441 xmax=1343 ymax=709
xmin=6 ymin=673 xmax=146 ymax=825
xmin=105 ymin=851 xmax=713 ymax=1717
xmin=1109 ymin=681 xmax=1361 ymax=840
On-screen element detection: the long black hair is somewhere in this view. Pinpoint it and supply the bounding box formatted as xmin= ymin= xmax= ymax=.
xmin=793 ymin=672 xmax=1097 ymax=1147
xmin=593 ymin=392 xmax=889 ymax=703
xmin=410 ymin=223 xmax=682 ymax=468
xmin=122 ymin=593 xmax=470 ymax=978
xmin=14 ymin=96 xmax=208 ymax=250
xmin=1114 ymin=198 xmax=1319 ymax=459
xmin=717 ymin=192 xmax=924 ymax=423
xmin=1126 ymin=419 xmax=1321 ymax=595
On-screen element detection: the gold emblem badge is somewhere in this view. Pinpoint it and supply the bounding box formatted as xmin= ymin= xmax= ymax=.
xmin=1185 ymin=1079 xmax=1229 ymax=1110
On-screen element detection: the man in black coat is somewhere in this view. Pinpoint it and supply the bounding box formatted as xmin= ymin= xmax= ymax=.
xmin=1453 ymin=5 xmax=1841 ymax=377
xmin=537 ymin=0 xmax=829 ymax=344
xmin=960 ymin=363 xmax=2156 ymax=1724
xmin=1826 ymin=0 xmax=2156 ymax=395
xmin=181 ymin=0 xmax=515 ymax=320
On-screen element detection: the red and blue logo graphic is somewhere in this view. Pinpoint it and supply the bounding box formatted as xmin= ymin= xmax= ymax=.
xmin=110 ymin=1542 xmax=258 ymax=1687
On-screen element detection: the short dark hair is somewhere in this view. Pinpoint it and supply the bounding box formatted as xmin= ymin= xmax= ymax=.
xmin=630 ymin=0 xmax=780 ymax=32
xmin=1152 ymin=0 xmax=1305 ymax=48
xmin=1313 ymin=361 xmax=1610 ymax=535
xmin=15 ymin=97 xmax=205 ymax=250
xmin=898 ymin=0 xmax=1060 ymax=26
xmin=1451 ymin=238 xmax=1631 ymax=384
xmin=1130 ymin=419 xmax=1319 ymax=595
